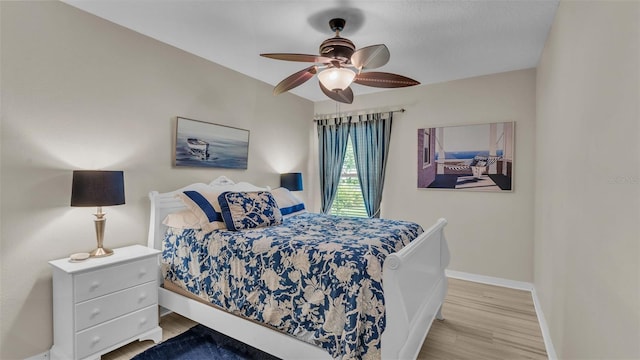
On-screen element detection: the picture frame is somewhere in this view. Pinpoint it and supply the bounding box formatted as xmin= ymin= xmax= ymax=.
xmin=417 ymin=121 xmax=514 ymax=191
xmin=174 ymin=117 xmax=249 ymax=169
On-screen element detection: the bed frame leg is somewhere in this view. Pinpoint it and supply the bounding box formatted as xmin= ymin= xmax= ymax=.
xmin=436 ymin=305 xmax=444 ymax=321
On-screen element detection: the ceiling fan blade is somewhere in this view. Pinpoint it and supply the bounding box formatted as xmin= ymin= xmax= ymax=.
xmin=350 ymin=44 xmax=390 ymax=70
xmin=319 ymin=82 xmax=354 ymax=104
xmin=354 ymin=72 xmax=420 ymax=88
xmin=273 ymin=66 xmax=317 ymax=95
xmin=261 ymin=53 xmax=334 ymax=63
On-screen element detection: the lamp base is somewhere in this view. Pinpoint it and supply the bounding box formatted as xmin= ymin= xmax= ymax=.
xmin=90 ymin=247 xmax=113 ymax=257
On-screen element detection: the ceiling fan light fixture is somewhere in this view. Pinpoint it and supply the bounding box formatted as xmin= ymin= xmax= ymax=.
xmin=317 ymin=67 xmax=355 ymax=91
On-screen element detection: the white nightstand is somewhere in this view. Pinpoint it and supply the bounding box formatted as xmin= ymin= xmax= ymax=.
xmin=49 ymin=245 xmax=162 ymax=360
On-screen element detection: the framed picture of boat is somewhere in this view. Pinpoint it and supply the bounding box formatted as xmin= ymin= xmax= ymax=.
xmin=174 ymin=117 xmax=249 ymax=169
xmin=417 ymin=121 xmax=514 ymax=191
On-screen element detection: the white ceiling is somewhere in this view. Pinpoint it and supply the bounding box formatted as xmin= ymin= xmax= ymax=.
xmin=63 ymin=0 xmax=558 ymax=102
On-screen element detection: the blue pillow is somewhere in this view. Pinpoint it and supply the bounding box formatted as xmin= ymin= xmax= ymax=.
xmin=217 ymin=191 xmax=282 ymax=231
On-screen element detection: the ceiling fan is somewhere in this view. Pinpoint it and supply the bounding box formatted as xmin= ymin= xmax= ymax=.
xmin=260 ymin=18 xmax=420 ymax=104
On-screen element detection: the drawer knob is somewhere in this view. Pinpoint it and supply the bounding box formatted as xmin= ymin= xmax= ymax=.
xmin=139 ymin=268 xmax=147 ymax=277
xmin=140 ymin=317 xmax=147 ymax=325
xmin=91 ymin=308 xmax=101 ymax=317
xmin=90 ymin=281 xmax=100 ymax=290
xmin=139 ymin=293 xmax=147 ymax=302
xmin=92 ymin=336 xmax=100 ymax=345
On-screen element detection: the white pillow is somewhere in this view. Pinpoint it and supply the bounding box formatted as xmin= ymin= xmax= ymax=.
xmin=162 ymin=209 xmax=201 ymax=229
xmin=176 ymin=190 xmax=226 ymax=233
xmin=271 ymin=187 xmax=307 ymax=218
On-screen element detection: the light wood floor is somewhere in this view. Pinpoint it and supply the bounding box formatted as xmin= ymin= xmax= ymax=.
xmin=419 ymin=278 xmax=547 ymax=359
xmin=103 ymin=278 xmax=547 ymax=359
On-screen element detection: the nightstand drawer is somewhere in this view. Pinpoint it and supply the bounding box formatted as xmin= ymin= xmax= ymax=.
xmin=74 ymin=257 xmax=157 ymax=302
xmin=75 ymin=281 xmax=158 ymax=331
xmin=75 ymin=305 xmax=157 ymax=359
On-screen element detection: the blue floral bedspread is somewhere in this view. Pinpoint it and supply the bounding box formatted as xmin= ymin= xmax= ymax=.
xmin=162 ymin=213 xmax=423 ymax=359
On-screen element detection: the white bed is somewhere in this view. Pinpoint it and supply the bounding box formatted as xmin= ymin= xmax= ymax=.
xmin=147 ymin=179 xmax=449 ymax=359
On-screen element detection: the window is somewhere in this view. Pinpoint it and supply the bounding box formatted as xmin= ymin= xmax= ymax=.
xmin=330 ymin=138 xmax=367 ymax=217
xmin=422 ymin=129 xmax=431 ymax=168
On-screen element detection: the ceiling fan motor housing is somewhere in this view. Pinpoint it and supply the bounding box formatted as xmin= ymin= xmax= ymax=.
xmin=319 ymin=37 xmax=355 ymax=64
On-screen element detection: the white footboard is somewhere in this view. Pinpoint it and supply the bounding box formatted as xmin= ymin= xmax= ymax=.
xmin=381 ymin=218 xmax=450 ymax=359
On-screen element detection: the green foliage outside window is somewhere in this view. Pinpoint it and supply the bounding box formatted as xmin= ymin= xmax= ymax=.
xmin=330 ymin=139 xmax=368 ymax=217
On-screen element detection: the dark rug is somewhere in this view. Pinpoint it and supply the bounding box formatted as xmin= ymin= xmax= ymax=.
xmin=132 ymin=324 xmax=282 ymax=360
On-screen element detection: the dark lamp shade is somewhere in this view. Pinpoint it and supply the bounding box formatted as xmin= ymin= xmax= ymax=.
xmin=71 ymin=170 xmax=125 ymax=207
xmin=280 ymin=172 xmax=303 ymax=191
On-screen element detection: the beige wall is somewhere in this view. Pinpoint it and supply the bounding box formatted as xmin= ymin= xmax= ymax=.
xmin=5 ymin=1 xmax=637 ymax=359
xmin=535 ymin=1 xmax=640 ymax=358
xmin=314 ymin=69 xmax=537 ymax=283
xmin=0 ymin=2 xmax=313 ymax=358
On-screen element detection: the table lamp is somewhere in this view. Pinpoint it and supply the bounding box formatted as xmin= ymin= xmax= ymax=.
xmin=280 ymin=172 xmax=303 ymax=191
xmin=71 ymin=170 xmax=125 ymax=257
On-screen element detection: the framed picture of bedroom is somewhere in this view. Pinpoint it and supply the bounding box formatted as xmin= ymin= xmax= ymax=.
xmin=417 ymin=121 xmax=514 ymax=191
xmin=174 ymin=117 xmax=250 ymax=169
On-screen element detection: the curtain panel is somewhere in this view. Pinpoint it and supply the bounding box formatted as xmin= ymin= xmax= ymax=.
xmin=351 ymin=112 xmax=393 ymax=218
xmin=316 ymin=117 xmax=352 ymax=214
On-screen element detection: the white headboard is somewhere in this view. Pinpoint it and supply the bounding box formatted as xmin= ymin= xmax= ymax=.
xmin=147 ymin=177 xmax=271 ymax=251
xmin=147 ymin=182 xmax=211 ymax=251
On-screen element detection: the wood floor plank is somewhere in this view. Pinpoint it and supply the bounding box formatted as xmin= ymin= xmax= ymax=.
xmin=102 ymin=278 xmax=547 ymax=360
xmin=420 ymin=278 xmax=547 ymax=359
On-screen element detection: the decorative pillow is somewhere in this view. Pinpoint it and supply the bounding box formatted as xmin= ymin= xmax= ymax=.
xmin=176 ymin=190 xmax=226 ymax=233
xmin=270 ymin=187 xmax=307 ymax=218
xmin=162 ymin=209 xmax=201 ymax=229
xmin=217 ymin=191 xmax=282 ymax=231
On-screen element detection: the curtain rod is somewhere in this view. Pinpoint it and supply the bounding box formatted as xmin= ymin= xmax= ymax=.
xmin=313 ymin=108 xmax=405 ymax=122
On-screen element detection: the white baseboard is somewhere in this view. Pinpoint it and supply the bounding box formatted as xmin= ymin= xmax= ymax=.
xmin=445 ymin=270 xmax=557 ymax=360
xmin=445 ymin=269 xmax=534 ymax=291
xmin=531 ymin=286 xmax=558 ymax=360
xmin=24 ymin=350 xmax=49 ymax=360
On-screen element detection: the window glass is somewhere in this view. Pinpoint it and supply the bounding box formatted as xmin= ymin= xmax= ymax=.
xmin=330 ymin=138 xmax=367 ymax=217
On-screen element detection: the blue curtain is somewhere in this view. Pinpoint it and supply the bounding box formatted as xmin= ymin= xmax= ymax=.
xmin=351 ymin=112 xmax=393 ymax=218
xmin=317 ymin=117 xmax=352 ymax=214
